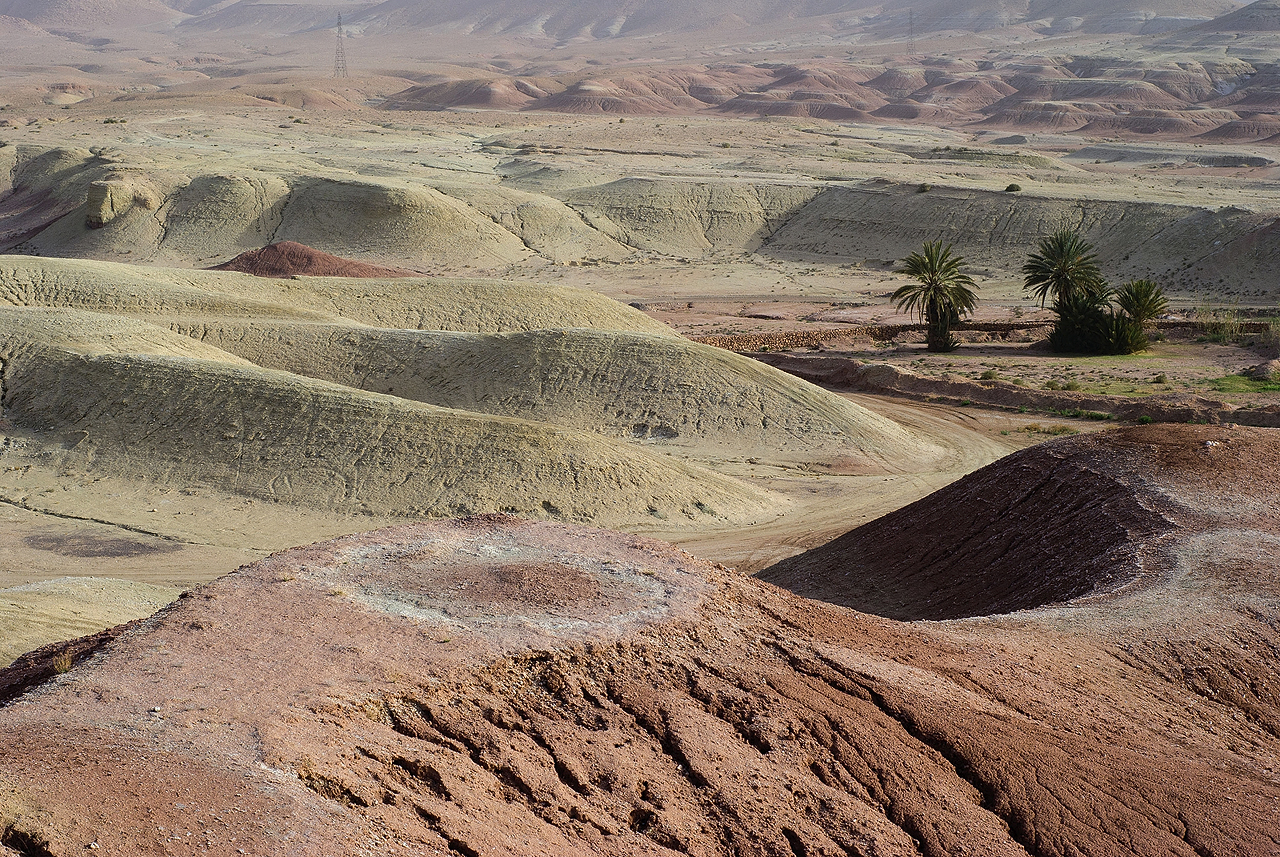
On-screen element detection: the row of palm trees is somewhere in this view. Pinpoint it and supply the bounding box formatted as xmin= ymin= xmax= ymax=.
xmin=892 ymin=228 xmax=1168 ymax=354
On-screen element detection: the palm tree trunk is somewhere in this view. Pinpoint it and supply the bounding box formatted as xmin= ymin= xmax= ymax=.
xmin=926 ymin=312 xmax=952 ymax=352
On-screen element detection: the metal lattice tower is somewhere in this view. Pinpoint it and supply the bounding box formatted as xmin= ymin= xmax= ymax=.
xmin=334 ymin=13 xmax=349 ymax=79
xmin=907 ymin=10 xmax=916 ymax=56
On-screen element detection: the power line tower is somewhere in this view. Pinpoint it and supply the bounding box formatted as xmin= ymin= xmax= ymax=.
xmin=907 ymin=10 xmax=916 ymax=56
xmin=334 ymin=13 xmax=349 ymax=79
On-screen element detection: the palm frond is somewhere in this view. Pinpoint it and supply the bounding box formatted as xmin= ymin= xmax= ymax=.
xmin=1022 ymin=229 xmax=1103 ymax=307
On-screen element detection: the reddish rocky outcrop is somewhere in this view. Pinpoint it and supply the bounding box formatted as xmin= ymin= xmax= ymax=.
xmin=210 ymin=241 xmax=418 ymax=279
xmin=2 ymin=427 xmax=1279 ymax=855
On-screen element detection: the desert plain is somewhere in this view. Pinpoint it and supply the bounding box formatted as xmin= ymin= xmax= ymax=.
xmin=0 ymin=0 xmax=1278 ymax=854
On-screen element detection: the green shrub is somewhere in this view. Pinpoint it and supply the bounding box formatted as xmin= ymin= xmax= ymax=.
xmin=917 ymin=183 xmax=932 ymax=193
xmin=1196 ymin=302 xmax=1242 ymax=341
xmin=1049 ymin=286 xmax=1113 ymax=354
xmin=1005 ymin=183 xmax=1022 ymax=192
xmin=1210 ymin=374 xmax=1280 ymax=394
xmin=980 ymin=369 xmax=999 ymax=380
xmin=1108 ymin=312 xmax=1149 ymax=354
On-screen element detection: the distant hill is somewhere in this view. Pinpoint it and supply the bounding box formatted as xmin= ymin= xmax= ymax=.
xmin=7 ymin=0 xmax=1233 ymax=38
xmin=0 ymin=0 xmax=178 ymax=27
xmin=1189 ymin=0 xmax=1280 ymax=29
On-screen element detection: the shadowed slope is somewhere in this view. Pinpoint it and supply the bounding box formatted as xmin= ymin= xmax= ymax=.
xmin=759 ymin=424 xmax=1273 ymax=619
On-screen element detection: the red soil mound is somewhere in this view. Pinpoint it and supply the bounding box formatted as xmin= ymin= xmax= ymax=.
xmin=210 ymin=241 xmax=418 ymax=279
xmin=2 ymin=428 xmax=1279 ymax=855
xmin=760 ymin=424 xmax=1280 ymax=619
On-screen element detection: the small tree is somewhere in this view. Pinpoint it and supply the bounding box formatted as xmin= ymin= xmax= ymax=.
xmin=1049 ymin=283 xmax=1114 ymax=354
xmin=894 ymin=241 xmax=979 ymax=352
xmin=1115 ymin=279 xmax=1169 ymax=325
xmin=1047 ymin=279 xmax=1166 ymax=355
xmin=1022 ymin=228 xmax=1105 ymax=308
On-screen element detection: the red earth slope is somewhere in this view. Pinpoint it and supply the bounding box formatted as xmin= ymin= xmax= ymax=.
xmin=1 ymin=426 xmax=1278 ymax=855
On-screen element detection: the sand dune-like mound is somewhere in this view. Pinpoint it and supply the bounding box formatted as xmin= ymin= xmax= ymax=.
xmin=0 ymin=255 xmax=672 ymax=335
xmin=1191 ymin=0 xmax=1280 ymax=31
xmin=169 ymin=320 xmax=937 ymax=465
xmin=273 ymin=178 xmax=532 ymax=268
xmin=383 ymin=67 xmax=793 ymax=115
xmin=535 ymin=79 xmax=695 ymax=115
xmin=761 ymin=424 xmax=1280 ymax=619
xmin=3 ymin=446 xmax=1279 ymax=854
xmin=1194 ymin=113 xmax=1280 ymax=140
xmin=371 ymin=53 xmax=1279 ymax=143
xmin=0 ymin=255 xmax=331 ymax=320
xmin=0 ymin=0 xmax=178 ymax=27
xmin=228 ymin=86 xmax=360 ymax=111
xmin=384 ymin=77 xmax=549 ymax=111
xmin=0 ymin=334 xmax=772 ymax=527
xmin=0 ymin=148 xmax=616 ymax=267
xmin=1078 ymin=108 xmax=1237 ymax=136
xmin=715 ymin=64 xmax=889 ymax=117
xmin=433 ymin=185 xmax=633 ymax=263
xmin=0 ymin=305 xmax=253 ymax=361
xmin=210 ymin=241 xmax=418 ymax=278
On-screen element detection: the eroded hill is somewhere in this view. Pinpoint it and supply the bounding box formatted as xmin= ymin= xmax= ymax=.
xmin=1 ymin=425 xmax=1277 ymax=855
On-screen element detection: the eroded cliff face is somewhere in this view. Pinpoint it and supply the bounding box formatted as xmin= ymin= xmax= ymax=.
xmin=2 ymin=425 xmax=1279 ymax=856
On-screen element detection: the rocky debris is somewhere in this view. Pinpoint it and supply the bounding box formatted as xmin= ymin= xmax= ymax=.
xmin=2 ymin=426 xmax=1280 ymax=854
xmin=1248 ymin=358 xmax=1280 ymax=380
xmin=0 ymin=620 xmax=142 ymax=707
xmin=210 ymin=241 xmax=418 ymax=279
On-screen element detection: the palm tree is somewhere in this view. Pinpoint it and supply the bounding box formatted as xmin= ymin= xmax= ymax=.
xmin=894 ymin=241 xmax=979 ymax=352
xmin=1023 ymin=228 xmax=1105 ymax=307
xmin=1115 ymin=279 xmax=1169 ymax=325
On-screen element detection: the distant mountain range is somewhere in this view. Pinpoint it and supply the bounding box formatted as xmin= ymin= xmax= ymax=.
xmin=0 ymin=0 xmax=1250 ymax=37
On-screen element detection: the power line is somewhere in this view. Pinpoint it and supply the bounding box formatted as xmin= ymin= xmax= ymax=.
xmin=334 ymin=13 xmax=349 ymax=79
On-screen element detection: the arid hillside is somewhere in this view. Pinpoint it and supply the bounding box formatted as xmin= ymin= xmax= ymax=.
xmin=1 ymin=424 xmax=1277 ymax=855
xmin=2 ymin=138 xmax=1278 ymax=298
